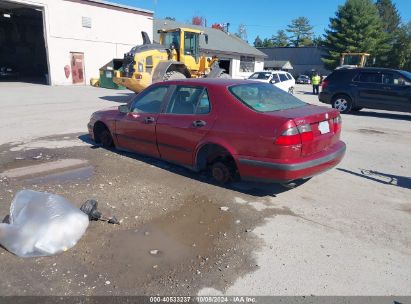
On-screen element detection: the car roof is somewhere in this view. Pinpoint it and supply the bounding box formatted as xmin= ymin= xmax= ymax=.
xmin=336 ymin=67 xmax=406 ymax=73
xmin=253 ymin=70 xmax=289 ymax=74
xmin=159 ymin=78 xmax=258 ymax=87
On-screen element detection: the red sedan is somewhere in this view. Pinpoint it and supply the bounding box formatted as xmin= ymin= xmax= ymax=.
xmin=88 ymin=79 xmax=345 ymax=185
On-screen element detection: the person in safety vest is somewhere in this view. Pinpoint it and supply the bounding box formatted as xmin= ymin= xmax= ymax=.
xmin=312 ymin=72 xmax=321 ymax=95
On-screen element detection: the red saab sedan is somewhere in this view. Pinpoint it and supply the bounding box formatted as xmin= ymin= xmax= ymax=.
xmin=88 ymin=79 xmax=345 ymax=185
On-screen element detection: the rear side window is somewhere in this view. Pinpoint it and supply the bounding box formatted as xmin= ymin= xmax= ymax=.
xmin=279 ymin=74 xmax=288 ymax=82
xmin=326 ymin=70 xmax=356 ymax=82
xmin=229 ymin=83 xmax=306 ymax=113
xmin=286 ymin=73 xmax=293 ymax=80
xmin=354 ymin=72 xmax=382 ymax=83
xmin=166 ymin=86 xmax=210 ymax=115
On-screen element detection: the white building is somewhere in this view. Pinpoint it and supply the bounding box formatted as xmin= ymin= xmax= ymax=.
xmin=0 ymin=0 xmax=153 ymax=85
xmin=154 ymin=19 xmax=267 ymax=79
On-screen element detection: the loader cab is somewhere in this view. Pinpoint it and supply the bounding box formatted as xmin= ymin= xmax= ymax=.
xmin=159 ymin=28 xmax=202 ymax=70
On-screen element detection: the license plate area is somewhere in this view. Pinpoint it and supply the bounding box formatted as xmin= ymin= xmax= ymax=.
xmin=318 ymin=120 xmax=330 ymax=134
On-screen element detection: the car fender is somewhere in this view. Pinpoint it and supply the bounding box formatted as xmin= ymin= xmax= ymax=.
xmin=193 ymin=137 xmax=239 ymax=168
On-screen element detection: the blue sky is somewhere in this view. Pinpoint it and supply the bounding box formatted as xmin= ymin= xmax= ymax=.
xmin=119 ymin=0 xmax=411 ymax=44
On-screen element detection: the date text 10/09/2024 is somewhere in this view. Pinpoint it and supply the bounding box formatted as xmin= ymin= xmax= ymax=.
xmin=149 ymin=296 xmax=257 ymax=303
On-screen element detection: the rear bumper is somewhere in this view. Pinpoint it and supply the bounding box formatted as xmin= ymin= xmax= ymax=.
xmin=237 ymin=141 xmax=346 ymax=183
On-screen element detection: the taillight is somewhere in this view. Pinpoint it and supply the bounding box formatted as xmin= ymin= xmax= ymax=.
xmin=322 ymin=79 xmax=329 ymax=90
xmin=275 ymin=124 xmax=313 ymax=145
xmin=298 ymin=124 xmax=314 ymax=142
xmin=275 ymin=127 xmax=300 ymax=145
xmin=333 ymin=115 xmax=342 ymax=133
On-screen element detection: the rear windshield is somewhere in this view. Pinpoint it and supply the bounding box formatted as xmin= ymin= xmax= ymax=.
xmin=229 ymin=83 xmax=306 ymax=112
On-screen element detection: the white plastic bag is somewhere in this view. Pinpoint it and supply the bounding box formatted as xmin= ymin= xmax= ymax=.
xmin=0 ymin=190 xmax=89 ymax=257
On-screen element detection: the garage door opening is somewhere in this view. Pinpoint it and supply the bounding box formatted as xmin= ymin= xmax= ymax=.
xmin=0 ymin=1 xmax=49 ymax=84
xmin=219 ymin=59 xmax=231 ymax=76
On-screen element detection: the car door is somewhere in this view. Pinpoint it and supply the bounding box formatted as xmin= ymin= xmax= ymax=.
xmin=276 ymin=73 xmax=290 ymax=92
xmin=353 ymin=71 xmax=383 ymax=109
xmin=270 ymin=73 xmax=281 ymax=88
xmin=379 ymin=72 xmax=411 ymax=112
xmin=115 ymin=85 xmax=170 ymax=157
xmin=156 ymin=85 xmax=215 ymax=166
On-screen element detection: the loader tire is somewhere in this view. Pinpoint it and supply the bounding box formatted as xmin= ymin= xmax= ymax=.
xmin=163 ymin=71 xmax=186 ymax=81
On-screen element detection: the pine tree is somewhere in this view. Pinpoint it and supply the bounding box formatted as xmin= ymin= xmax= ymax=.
xmin=322 ymin=0 xmax=390 ymax=69
xmin=376 ymin=0 xmax=401 ymax=33
xmin=254 ymin=36 xmax=263 ymax=47
xmin=375 ymin=0 xmax=402 ymax=67
xmin=262 ymin=38 xmax=274 ymax=47
xmin=390 ymin=21 xmax=411 ymax=70
xmin=271 ymin=30 xmax=289 ymax=47
xmin=286 ymin=17 xmax=313 ymax=47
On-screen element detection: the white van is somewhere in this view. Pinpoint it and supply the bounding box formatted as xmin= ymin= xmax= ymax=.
xmin=248 ymin=71 xmax=295 ymax=94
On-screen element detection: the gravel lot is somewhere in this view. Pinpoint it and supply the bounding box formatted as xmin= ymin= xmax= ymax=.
xmin=0 ymin=82 xmax=410 ymax=296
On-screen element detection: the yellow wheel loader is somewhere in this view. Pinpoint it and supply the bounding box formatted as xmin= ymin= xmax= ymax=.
xmin=113 ymin=28 xmax=229 ymax=93
xmin=339 ymin=53 xmax=370 ymax=68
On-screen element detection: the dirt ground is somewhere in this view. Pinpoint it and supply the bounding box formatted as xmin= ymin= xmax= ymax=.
xmin=0 ymin=83 xmax=410 ymax=296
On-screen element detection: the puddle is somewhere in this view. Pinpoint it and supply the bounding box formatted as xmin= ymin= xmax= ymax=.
xmin=357 ymin=128 xmax=386 ymax=134
xmin=89 ymin=195 xmax=236 ymax=291
xmin=1 ymin=159 xmax=89 ymax=179
xmin=22 ymin=166 xmax=94 ymax=185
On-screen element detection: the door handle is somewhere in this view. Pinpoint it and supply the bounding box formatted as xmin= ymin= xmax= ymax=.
xmin=383 ymin=86 xmax=391 ymax=90
xmin=144 ymin=117 xmax=155 ymax=124
xmin=192 ymin=120 xmax=206 ymax=127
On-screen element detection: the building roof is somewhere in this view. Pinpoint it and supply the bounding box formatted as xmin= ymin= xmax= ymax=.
xmin=264 ymin=60 xmax=293 ymax=70
xmin=154 ymin=19 xmax=267 ymax=59
xmin=258 ymin=47 xmax=327 ymax=65
xmin=70 ymin=0 xmax=153 ymax=15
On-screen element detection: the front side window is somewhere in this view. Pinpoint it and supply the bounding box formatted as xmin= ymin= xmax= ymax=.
xmin=131 ymin=86 xmax=168 ymax=113
xmin=229 ymin=83 xmax=306 ymax=112
xmin=382 ymin=72 xmax=410 ymax=86
xmin=271 ymin=73 xmax=280 ymax=83
xmin=279 ymin=74 xmax=288 ymax=82
xmin=166 ymin=86 xmax=210 ymax=115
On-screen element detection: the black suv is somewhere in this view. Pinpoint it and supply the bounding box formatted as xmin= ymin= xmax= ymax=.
xmin=319 ymin=68 xmax=411 ymax=113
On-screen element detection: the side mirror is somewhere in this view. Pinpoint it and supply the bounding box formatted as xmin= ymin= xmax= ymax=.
xmin=205 ymin=34 xmax=209 ymax=44
xmin=118 ymin=104 xmax=129 ymax=114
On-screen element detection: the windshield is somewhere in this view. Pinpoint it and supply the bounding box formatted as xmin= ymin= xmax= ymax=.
xmin=399 ymin=70 xmax=411 ymax=82
xmin=162 ymin=31 xmax=180 ymax=49
xmin=229 ymin=83 xmax=306 ymax=112
xmin=249 ymin=72 xmax=271 ymax=80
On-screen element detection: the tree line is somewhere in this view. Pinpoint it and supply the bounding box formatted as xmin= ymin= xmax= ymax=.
xmin=253 ymin=0 xmax=410 ymax=71
xmin=169 ymin=0 xmax=410 ymax=71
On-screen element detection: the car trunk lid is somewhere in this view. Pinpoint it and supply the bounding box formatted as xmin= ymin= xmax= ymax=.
xmin=267 ymin=105 xmax=341 ymax=157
